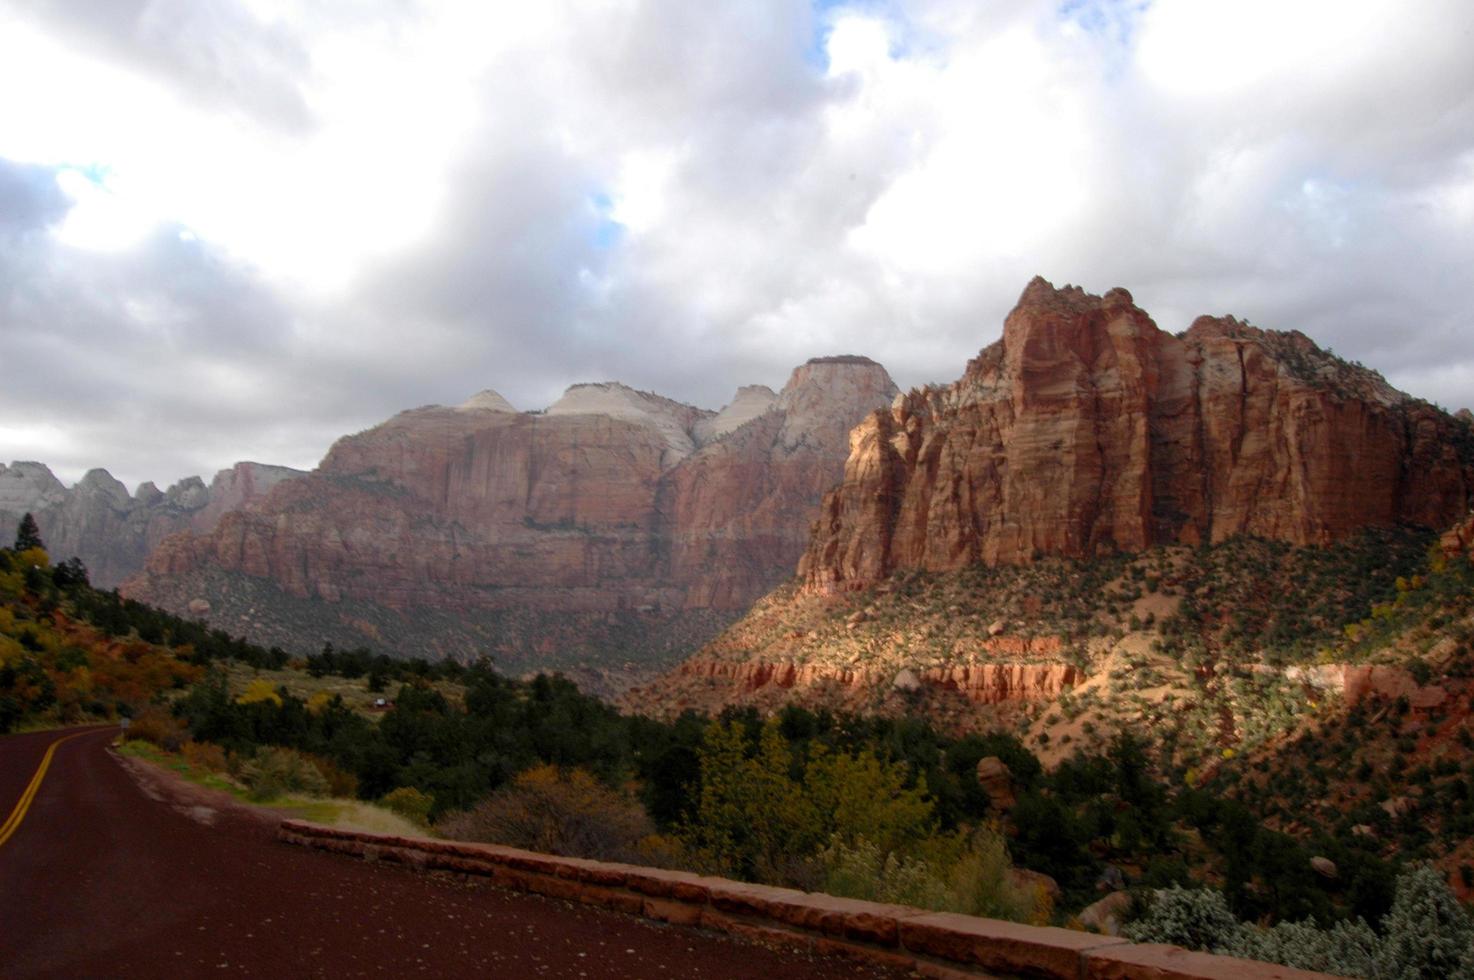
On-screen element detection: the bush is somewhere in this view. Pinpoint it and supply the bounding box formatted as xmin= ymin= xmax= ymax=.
xmin=1127 ymin=868 xmax=1474 ymax=979
xmin=127 ymin=706 xmax=187 ymax=752
xmin=239 ymin=746 xmax=330 ymax=801
xmin=380 ymin=787 xmax=434 ymax=827
xmin=438 ymin=765 xmax=654 ymax=863
xmin=1124 ymin=885 xmax=1239 ymax=950
xmin=1224 ymin=918 xmax=1378 ymax=977
xmin=1374 ymin=866 xmax=1474 ymax=980
xmin=180 ymin=739 xmax=229 ymax=773
xmin=305 ymin=753 xmax=359 ymax=798
xmin=821 ymin=827 xmax=1039 ymax=923
xmin=236 ymin=679 xmax=283 ymax=707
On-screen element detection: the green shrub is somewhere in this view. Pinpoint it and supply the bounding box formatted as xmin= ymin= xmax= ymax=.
xmin=1224 ymin=918 xmax=1378 ymax=977
xmin=1123 ymin=885 xmax=1239 ymax=950
xmin=821 ymin=836 xmax=951 ymax=911
xmin=1374 ymin=866 xmax=1474 ymax=980
xmin=1127 ymin=868 xmax=1474 ymax=979
xmin=380 ymin=786 xmax=434 ymax=827
xmin=239 ymin=746 xmax=330 ymax=801
xmin=820 ymin=827 xmax=1039 ymax=923
xmin=304 ymin=753 xmax=359 ymax=798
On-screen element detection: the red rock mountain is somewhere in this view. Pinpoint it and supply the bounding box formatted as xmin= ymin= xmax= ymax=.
xmin=802 ymin=277 xmax=1471 ymax=593
xmin=630 ymin=278 xmax=1474 ymax=717
xmin=0 ymin=461 xmax=304 ymax=588
xmin=123 ymin=359 xmax=898 ymax=683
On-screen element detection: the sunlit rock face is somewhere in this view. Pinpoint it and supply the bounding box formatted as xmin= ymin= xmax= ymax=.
xmin=800 ymin=277 xmax=1473 ymax=593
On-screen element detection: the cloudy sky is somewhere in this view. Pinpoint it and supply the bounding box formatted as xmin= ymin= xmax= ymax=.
xmin=1 ymin=0 xmax=1471 ymax=490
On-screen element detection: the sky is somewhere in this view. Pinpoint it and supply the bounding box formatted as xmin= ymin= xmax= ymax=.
xmin=1 ymin=0 xmax=1471 ymax=491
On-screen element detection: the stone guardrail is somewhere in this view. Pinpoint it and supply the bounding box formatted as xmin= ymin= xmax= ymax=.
xmin=278 ymin=820 xmax=1335 ymax=980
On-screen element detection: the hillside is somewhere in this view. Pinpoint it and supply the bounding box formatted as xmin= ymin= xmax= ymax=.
xmin=630 ymin=278 xmax=1474 ymax=891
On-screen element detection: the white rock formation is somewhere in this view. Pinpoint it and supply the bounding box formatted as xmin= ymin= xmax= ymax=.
xmin=695 ymin=385 xmax=778 ymax=444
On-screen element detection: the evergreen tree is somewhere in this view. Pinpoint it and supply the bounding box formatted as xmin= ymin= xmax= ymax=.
xmin=14 ymin=513 xmax=43 ymax=552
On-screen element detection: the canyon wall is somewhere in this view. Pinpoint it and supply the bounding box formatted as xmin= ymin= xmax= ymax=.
xmin=637 ymin=277 xmax=1474 ymax=717
xmin=123 ymin=359 xmax=897 ymax=677
xmin=800 ymin=278 xmax=1473 ymax=593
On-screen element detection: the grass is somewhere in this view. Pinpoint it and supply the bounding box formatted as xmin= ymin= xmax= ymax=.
xmin=117 ymin=739 xmax=425 ymax=837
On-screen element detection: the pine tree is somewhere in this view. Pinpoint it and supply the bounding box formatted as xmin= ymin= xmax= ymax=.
xmin=14 ymin=513 xmax=43 ymax=552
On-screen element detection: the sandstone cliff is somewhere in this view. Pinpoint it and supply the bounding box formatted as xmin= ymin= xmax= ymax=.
xmin=800 ymin=278 xmax=1472 ymax=592
xmin=124 ymin=364 xmax=898 ymax=679
xmin=0 ymin=460 xmax=304 ymax=587
xmin=633 ymin=278 xmax=1474 ymax=722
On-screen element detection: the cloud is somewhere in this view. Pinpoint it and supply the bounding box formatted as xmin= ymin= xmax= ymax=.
xmin=0 ymin=158 xmax=70 ymax=233
xmin=0 ymin=0 xmax=1471 ymax=490
xmin=13 ymin=0 xmax=316 ymax=130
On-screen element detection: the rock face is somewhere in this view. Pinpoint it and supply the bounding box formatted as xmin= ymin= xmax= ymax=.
xmin=0 ymin=460 xmax=304 ymax=587
xmin=658 ymin=658 xmax=1075 ymax=702
xmin=800 ymin=278 xmax=1474 ymax=592
xmin=664 ymin=358 xmax=900 ymax=608
xmin=124 ymin=360 xmax=898 ymax=677
xmin=637 ymin=277 xmax=1474 ymax=720
xmin=622 ymin=651 xmax=1079 ymax=719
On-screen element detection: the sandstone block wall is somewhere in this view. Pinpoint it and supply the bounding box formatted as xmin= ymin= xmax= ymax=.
xmin=279 ymin=819 xmax=1336 ymax=980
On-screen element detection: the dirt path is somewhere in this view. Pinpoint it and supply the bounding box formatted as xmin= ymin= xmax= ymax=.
xmin=0 ymin=728 xmax=910 ymax=979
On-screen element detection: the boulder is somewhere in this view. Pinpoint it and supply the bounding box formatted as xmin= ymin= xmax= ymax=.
xmin=1078 ymin=891 xmax=1132 ymax=936
xmin=976 ymin=756 xmax=1016 ymax=812
xmin=1007 ymin=867 xmax=1061 ymax=904
xmin=1381 ymin=796 xmax=1414 ymax=819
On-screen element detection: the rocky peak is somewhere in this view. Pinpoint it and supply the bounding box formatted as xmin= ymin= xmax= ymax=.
xmin=774 ymin=356 xmax=898 ymax=454
xmin=77 ymin=468 xmax=131 ymax=507
xmin=547 ymin=382 xmax=714 ymax=467
xmin=165 ymin=476 xmax=210 ymax=509
xmin=800 ymin=278 xmax=1473 ymax=592
xmin=197 ymin=462 xmax=307 ymax=528
xmin=0 ymin=461 xmax=67 ymax=513
xmin=457 ymin=389 xmax=517 ymax=413
xmin=1184 ymin=315 xmax=1405 ymax=407
xmin=694 ymin=385 xmax=778 ymax=444
xmin=0 ymin=458 xmax=304 ymax=587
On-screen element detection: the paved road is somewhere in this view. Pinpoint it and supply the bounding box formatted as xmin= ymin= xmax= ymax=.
xmin=0 ymin=728 xmax=908 ymax=979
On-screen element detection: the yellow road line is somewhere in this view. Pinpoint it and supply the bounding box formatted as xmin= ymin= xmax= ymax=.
xmin=0 ymin=729 xmax=94 ymax=850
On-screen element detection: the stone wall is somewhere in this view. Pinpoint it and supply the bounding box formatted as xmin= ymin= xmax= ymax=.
xmin=279 ymin=820 xmax=1334 ymax=980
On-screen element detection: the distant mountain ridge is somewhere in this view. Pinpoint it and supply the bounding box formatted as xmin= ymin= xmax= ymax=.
xmin=122 ymin=357 xmax=898 ymax=686
xmin=0 ymin=460 xmax=305 ymax=587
